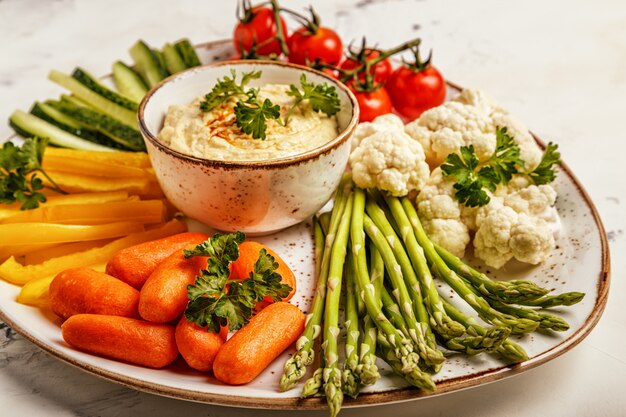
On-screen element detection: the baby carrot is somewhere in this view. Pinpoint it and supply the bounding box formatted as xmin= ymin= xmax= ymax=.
xmin=49 ymin=267 xmax=139 ymax=320
xmin=175 ymin=317 xmax=228 ymax=372
xmin=213 ymin=302 xmax=305 ymax=385
xmin=106 ymin=231 xmax=208 ymax=289
xmin=231 ymin=241 xmax=297 ymax=302
xmin=138 ymin=250 xmax=208 ymax=323
xmin=61 ymin=314 xmax=178 ymax=368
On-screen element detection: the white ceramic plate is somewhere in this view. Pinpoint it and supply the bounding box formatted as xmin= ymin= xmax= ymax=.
xmin=0 ymin=40 xmax=610 ymax=410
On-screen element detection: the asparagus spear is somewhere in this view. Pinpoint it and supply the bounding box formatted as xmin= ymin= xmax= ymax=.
xmin=376 ymin=334 xmax=436 ymax=392
xmin=400 ymin=197 xmax=538 ymax=335
xmin=441 ymin=297 xmax=529 ymax=362
xmin=363 ymin=214 xmax=445 ymax=366
xmin=515 ymin=292 xmax=585 ymax=308
xmin=434 ymin=243 xmax=549 ymax=303
xmin=488 ymin=299 xmax=570 ymax=331
xmin=342 ymin=255 xmax=361 ymax=398
xmin=354 ymin=242 xmax=383 ymax=386
xmin=383 ymin=194 xmax=466 ymax=339
xmin=314 ymin=216 xmax=325 ymax=275
xmin=280 ymin=178 xmax=351 ymax=391
xmin=350 ymin=188 xmax=422 ymax=376
xmin=443 ymin=326 xmax=511 ymax=355
xmin=301 ymin=368 xmax=324 ymax=398
xmin=322 ymin=193 xmax=353 ymax=417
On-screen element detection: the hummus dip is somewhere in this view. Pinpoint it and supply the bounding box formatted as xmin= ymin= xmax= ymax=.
xmin=157 ymin=84 xmax=339 ymax=161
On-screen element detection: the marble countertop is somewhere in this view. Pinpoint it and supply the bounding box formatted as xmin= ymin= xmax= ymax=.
xmin=1 ymin=0 xmax=625 ymax=416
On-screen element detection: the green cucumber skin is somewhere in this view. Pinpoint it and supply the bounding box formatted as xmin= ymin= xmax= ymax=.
xmin=71 ymin=68 xmax=139 ymax=111
xmin=34 ymin=102 xmax=130 ymax=150
xmin=162 ymin=43 xmax=187 ymax=74
xmin=9 ymin=110 xmax=114 ymax=152
xmin=112 ymin=61 xmax=148 ymax=103
xmin=174 ymin=39 xmax=201 ymax=68
xmin=50 ymin=102 xmax=145 ymax=151
xmin=129 ymin=40 xmax=169 ymax=88
xmin=48 ymin=70 xmax=138 ymax=128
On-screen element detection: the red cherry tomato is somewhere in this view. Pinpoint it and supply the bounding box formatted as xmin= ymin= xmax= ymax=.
xmin=233 ymin=7 xmax=288 ymax=56
xmin=386 ymin=65 xmax=446 ymax=121
xmin=340 ymin=50 xmax=393 ymax=84
xmin=287 ymin=27 xmax=343 ymax=66
xmin=350 ymin=86 xmax=393 ymax=123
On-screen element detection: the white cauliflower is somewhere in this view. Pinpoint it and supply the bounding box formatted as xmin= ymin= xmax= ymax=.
xmin=349 ymin=130 xmax=430 ymax=197
xmin=474 ymin=206 xmax=555 ymax=269
xmin=417 ymin=167 xmax=558 ymax=266
xmin=404 ymin=89 xmax=543 ymax=170
xmin=351 ymin=113 xmax=405 ymax=151
xmin=416 ymin=168 xmax=472 ymax=257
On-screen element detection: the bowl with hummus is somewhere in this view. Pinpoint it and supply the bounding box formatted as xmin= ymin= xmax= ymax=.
xmin=138 ymin=60 xmax=358 ymax=235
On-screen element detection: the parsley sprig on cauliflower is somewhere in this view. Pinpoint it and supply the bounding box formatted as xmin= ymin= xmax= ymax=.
xmin=348 ymin=89 xmax=562 ymax=268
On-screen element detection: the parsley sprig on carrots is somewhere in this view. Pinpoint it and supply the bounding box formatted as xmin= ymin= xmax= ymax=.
xmin=183 ymin=232 xmax=292 ymax=333
xmin=199 ymin=70 xmax=340 ymax=140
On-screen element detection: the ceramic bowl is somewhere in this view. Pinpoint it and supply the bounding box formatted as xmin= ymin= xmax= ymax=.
xmin=138 ymin=60 xmax=358 ymax=235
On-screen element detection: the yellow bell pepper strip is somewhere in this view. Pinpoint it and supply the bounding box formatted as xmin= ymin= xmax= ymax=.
xmin=44 ymin=147 xmax=151 ymax=168
xmin=0 ymin=243 xmax=59 ymax=261
xmin=42 ymin=155 xmax=156 ymax=180
xmin=0 ymin=219 xmax=186 ymax=285
xmin=17 ymin=263 xmax=107 ymax=307
xmin=0 ymin=221 xmax=145 ymax=246
xmin=2 ymin=199 xmax=165 ymax=225
xmin=24 ymin=239 xmax=114 ymax=265
xmin=38 ymin=171 xmax=151 ymax=195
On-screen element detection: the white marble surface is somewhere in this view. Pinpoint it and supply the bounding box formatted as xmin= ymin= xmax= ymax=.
xmin=1 ymin=0 xmax=625 ymax=416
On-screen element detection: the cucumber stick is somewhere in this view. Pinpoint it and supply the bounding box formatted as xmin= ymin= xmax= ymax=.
xmin=36 ymin=101 xmax=131 ymax=150
xmin=48 ymin=70 xmax=138 ymax=128
xmin=48 ymin=101 xmax=145 ymax=151
xmin=9 ymin=110 xmax=114 ymax=151
xmin=129 ymin=40 xmax=169 ymax=88
xmin=174 ymin=39 xmax=201 ymax=68
xmin=162 ymin=43 xmax=187 ymax=74
xmin=71 ymin=67 xmax=138 ymax=111
xmin=112 ymin=61 xmax=148 ymax=103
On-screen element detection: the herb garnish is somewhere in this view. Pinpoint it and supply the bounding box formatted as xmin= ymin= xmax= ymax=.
xmin=184 ymin=232 xmax=292 ymax=333
xmin=441 ymin=127 xmax=561 ymax=207
xmin=0 ymin=137 xmax=65 ymax=210
xmin=199 ymin=70 xmax=340 ymax=140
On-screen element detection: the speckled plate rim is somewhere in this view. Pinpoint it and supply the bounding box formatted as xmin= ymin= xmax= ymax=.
xmin=0 ymin=40 xmax=611 ymax=410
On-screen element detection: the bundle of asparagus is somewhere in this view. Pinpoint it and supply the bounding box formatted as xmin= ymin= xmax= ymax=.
xmin=280 ymin=176 xmax=584 ymax=416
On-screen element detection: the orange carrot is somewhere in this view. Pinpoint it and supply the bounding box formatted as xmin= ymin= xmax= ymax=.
xmin=231 ymin=241 xmax=297 ymax=302
xmin=138 ymin=250 xmax=208 ymax=323
xmin=61 ymin=314 xmax=178 ymax=368
xmin=49 ymin=267 xmax=139 ymax=320
xmin=106 ymin=232 xmax=208 ymax=289
xmin=212 ymin=302 xmax=305 ymax=385
xmin=175 ymin=317 xmax=228 ymax=372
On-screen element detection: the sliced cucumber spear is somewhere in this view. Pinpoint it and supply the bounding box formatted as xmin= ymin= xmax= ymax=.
xmin=71 ymin=67 xmax=139 ymax=111
xmin=162 ymin=43 xmax=187 ymax=74
xmin=9 ymin=110 xmax=114 ymax=151
xmin=174 ymin=39 xmax=202 ymax=68
xmin=129 ymin=40 xmax=169 ymax=88
xmin=48 ymin=70 xmax=138 ymax=128
xmin=112 ymin=61 xmax=148 ymax=103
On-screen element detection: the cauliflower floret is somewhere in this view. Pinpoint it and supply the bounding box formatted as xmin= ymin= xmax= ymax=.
xmin=405 ymin=88 xmax=544 ymax=170
xmin=416 ymin=168 xmax=471 ymax=257
xmin=350 ymin=130 xmax=430 ymax=197
xmin=504 ymin=184 xmax=557 ymax=219
xmin=405 ymin=102 xmax=496 ymax=167
xmin=351 ymin=113 xmax=405 ymax=151
xmin=474 ymin=206 xmax=555 ymax=268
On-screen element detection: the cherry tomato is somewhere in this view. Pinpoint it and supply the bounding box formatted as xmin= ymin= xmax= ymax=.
xmin=350 ymin=86 xmax=393 ymax=122
xmin=233 ymin=7 xmax=288 ymax=56
xmin=340 ymin=50 xmax=393 ymax=84
xmin=386 ymin=65 xmax=446 ymax=121
xmin=287 ymin=27 xmax=343 ymax=66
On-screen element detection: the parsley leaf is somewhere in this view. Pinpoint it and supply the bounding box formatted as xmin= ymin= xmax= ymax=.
xmin=184 ymin=233 xmax=292 ymax=333
xmin=199 ymin=70 xmax=261 ymax=112
xmin=234 ymin=98 xmax=281 ymax=140
xmin=527 ymin=142 xmax=561 ymax=185
xmin=441 ymin=127 xmax=523 ymax=207
xmin=0 ymin=137 xmax=65 ymax=210
xmin=285 ymin=74 xmax=341 ymax=124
